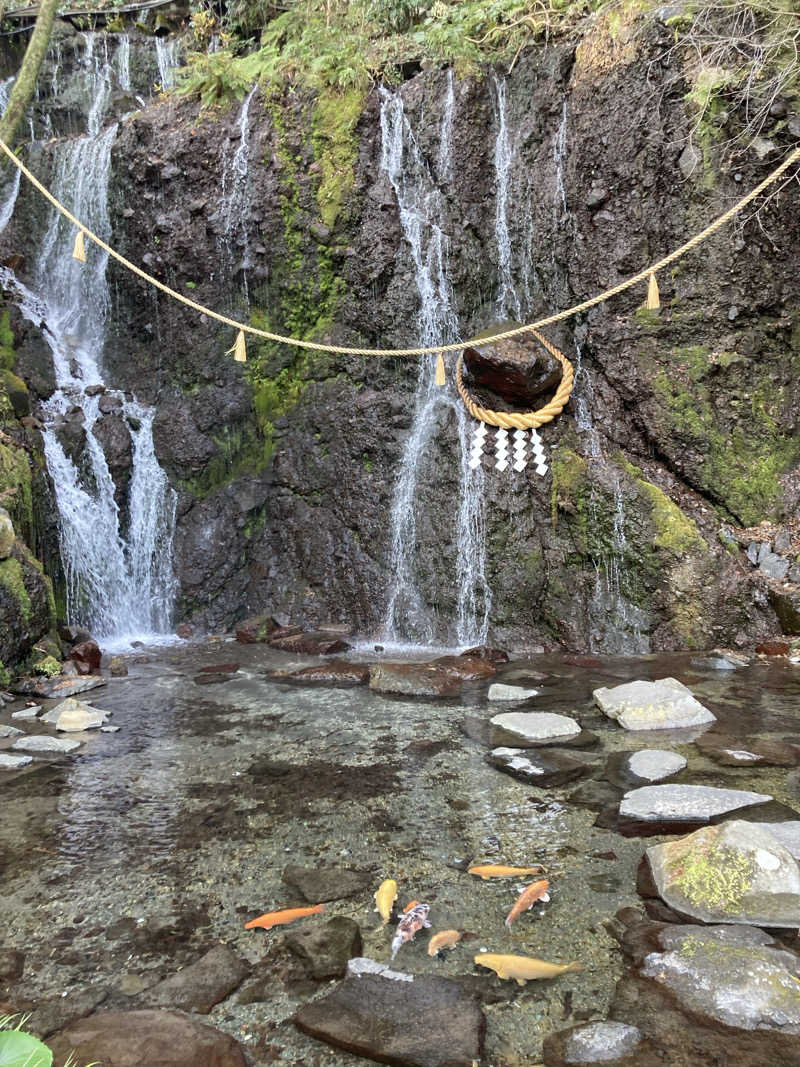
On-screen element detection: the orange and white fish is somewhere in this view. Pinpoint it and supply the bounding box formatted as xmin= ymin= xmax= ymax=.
xmin=475 ymin=952 xmax=581 ymax=985
xmin=373 ymin=879 xmax=398 ymax=925
xmin=504 ymin=879 xmax=550 ymax=927
xmin=244 ymin=904 xmax=325 ymax=930
xmin=468 ymin=864 xmax=545 ymax=880
xmin=391 ymin=902 xmax=430 ymax=959
xmin=428 ymin=929 xmax=461 ymax=957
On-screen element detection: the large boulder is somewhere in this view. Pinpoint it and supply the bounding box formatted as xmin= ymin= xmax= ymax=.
xmin=462 ymin=333 xmax=562 ymax=408
xmin=593 ymin=678 xmax=716 ymax=730
xmin=647 ymin=820 xmax=800 ymax=926
xmin=294 ymin=971 xmax=485 ymax=1066
xmin=140 ymin=945 xmax=249 ymax=1014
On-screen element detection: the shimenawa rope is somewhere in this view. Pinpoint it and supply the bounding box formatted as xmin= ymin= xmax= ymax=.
xmin=0 ymin=136 xmax=797 ymax=360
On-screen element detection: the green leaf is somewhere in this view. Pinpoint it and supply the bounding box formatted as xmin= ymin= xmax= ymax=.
xmin=0 ymin=1030 xmax=53 ymax=1067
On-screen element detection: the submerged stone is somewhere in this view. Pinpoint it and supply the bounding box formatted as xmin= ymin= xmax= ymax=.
xmin=621 ymin=785 xmax=771 ymax=823
xmin=647 ymin=820 xmax=800 ymax=926
xmin=294 ymin=971 xmax=484 ymax=1067
xmin=271 ymin=660 xmax=370 ymax=687
xmin=141 ymin=945 xmax=249 ymax=1014
xmin=285 ymin=916 xmax=362 ymax=980
xmin=282 ymin=864 xmax=372 ymax=903
xmin=593 ymin=678 xmax=715 ymax=730
xmin=13 ymin=675 xmax=106 ymax=698
xmin=562 ymin=1020 xmax=643 ymax=1063
xmin=369 ymin=662 xmax=463 ymax=698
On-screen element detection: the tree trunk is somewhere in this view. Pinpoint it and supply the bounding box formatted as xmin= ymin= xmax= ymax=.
xmin=0 ymin=0 xmax=59 ymax=150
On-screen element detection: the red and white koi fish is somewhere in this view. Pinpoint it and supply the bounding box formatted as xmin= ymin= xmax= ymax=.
xmin=390 ymin=902 xmax=430 ymax=959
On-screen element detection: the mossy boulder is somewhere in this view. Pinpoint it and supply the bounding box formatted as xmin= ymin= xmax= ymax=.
xmin=0 ymin=369 xmax=30 ymax=419
xmin=0 ymin=506 xmax=14 ymax=558
xmin=647 ymin=820 xmax=800 ymax=927
xmin=0 ymin=542 xmax=57 ymax=670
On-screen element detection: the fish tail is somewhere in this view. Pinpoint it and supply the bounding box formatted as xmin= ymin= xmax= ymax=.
xmin=390 ymin=935 xmax=402 ymax=961
xmin=504 ymin=916 xmax=514 ymax=929
xmin=565 ymin=962 xmax=583 ymax=973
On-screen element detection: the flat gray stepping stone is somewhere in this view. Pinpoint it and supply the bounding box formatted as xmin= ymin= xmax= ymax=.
xmin=594 ymin=677 xmax=715 ymax=730
xmin=626 ymin=749 xmax=687 ymax=782
xmin=621 ymin=784 xmax=771 ymax=822
xmin=0 ymin=752 xmax=33 ymax=769
xmin=563 ymin=1020 xmax=643 ymax=1063
xmin=12 ymin=735 xmax=81 ymax=753
xmin=0 ymin=723 xmax=23 ymax=738
xmin=489 ymin=711 xmax=581 ymax=743
xmin=11 ymin=705 xmax=41 ymax=719
xmin=488 ymin=683 xmax=538 ymax=701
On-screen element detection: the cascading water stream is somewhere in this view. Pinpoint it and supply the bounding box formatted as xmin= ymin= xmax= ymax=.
xmin=491 ymin=75 xmax=521 ymax=321
xmin=155 ymin=37 xmax=180 ymax=90
xmin=217 ymin=84 xmax=258 ymax=304
xmin=2 ymin=42 xmax=178 ymax=645
xmin=379 ymin=83 xmax=490 ymax=648
xmin=0 ymin=77 xmax=21 ymax=230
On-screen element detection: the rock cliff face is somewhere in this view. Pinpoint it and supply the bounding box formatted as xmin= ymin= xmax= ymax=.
xmin=2 ymin=11 xmax=799 ymax=652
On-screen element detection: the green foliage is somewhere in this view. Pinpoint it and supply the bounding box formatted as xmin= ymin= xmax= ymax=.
xmin=0 ymin=557 xmax=31 ymax=621
xmin=176 ymin=49 xmax=258 ymax=109
xmin=0 ymin=1028 xmax=52 ymax=1067
xmin=0 ymin=311 xmax=15 ymax=372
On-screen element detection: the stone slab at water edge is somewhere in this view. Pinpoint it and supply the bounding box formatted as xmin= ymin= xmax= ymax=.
xmin=489 ymin=711 xmax=582 ymax=743
xmin=593 ymin=677 xmax=716 ymax=730
xmin=488 ymin=683 xmax=539 ymax=701
xmin=621 ymin=784 xmax=771 ymax=823
xmin=11 ymin=735 xmax=81 ymax=753
xmin=647 ymin=820 xmax=800 ymax=927
xmin=0 ymin=752 xmax=32 ymax=769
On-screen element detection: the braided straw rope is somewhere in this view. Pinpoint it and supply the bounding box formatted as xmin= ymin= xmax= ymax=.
xmin=455 ymin=329 xmax=574 ymax=428
xmin=0 ymin=137 xmax=797 ymax=357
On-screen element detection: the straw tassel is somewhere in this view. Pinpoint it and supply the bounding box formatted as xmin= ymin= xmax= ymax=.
xmin=646 ymin=271 xmax=660 ymax=310
xmin=435 ymin=352 xmax=446 ymax=386
xmin=227 ymin=329 xmax=247 ymax=363
xmin=72 ymin=230 xmax=86 ymax=263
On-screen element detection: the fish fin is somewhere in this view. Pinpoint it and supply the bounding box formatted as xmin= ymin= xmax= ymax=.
xmin=504 ymin=917 xmax=513 ymax=929
xmin=566 ymin=962 xmax=583 ymax=973
xmin=424 ymin=921 xmax=432 ymax=928
xmin=540 ymin=893 xmax=550 ymax=903
xmin=516 ymin=978 xmax=527 ymax=987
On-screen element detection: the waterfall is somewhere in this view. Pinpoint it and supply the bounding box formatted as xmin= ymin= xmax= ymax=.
xmin=155 ymin=37 xmax=179 ymax=90
xmin=217 ymin=84 xmax=257 ymax=302
xmin=553 ymin=97 xmax=568 ymax=220
xmin=3 ymin=123 xmax=178 ymax=645
xmin=379 ymin=83 xmax=490 ymax=647
xmin=491 ymin=75 xmax=521 ymax=321
xmin=0 ymin=77 xmax=20 ymax=231
xmin=436 ymin=70 xmax=455 ymax=184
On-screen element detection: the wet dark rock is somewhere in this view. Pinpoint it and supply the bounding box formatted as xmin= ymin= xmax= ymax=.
xmin=47 ymin=1009 xmax=247 ymax=1066
xmin=269 ymin=632 xmax=351 ymax=655
xmin=294 ymin=971 xmax=485 ymax=1066
xmin=198 ymin=662 xmax=239 ymax=674
xmin=270 ymin=659 xmax=370 ymax=687
xmin=0 ymin=948 xmax=24 ymax=981
xmin=369 ymin=662 xmax=463 ymax=699
xmin=234 ymin=614 xmax=280 ymax=643
xmin=194 ymin=672 xmax=235 ymax=685
xmin=282 ymin=864 xmax=373 ymax=904
xmin=760 ymin=553 xmax=790 ymax=580
xmin=488 ymin=746 xmax=591 ymax=787
xmin=695 ymin=731 xmax=800 ymax=767
xmin=569 ymin=779 xmax=624 ymax=812
xmin=285 ymin=916 xmax=362 ymax=980
xmin=58 ymin=625 xmax=92 ymax=647
xmin=756 ymin=640 xmax=791 ymax=655
xmin=463 ymin=334 xmax=562 ymax=408
xmin=12 ymin=673 xmax=106 ymax=698
xmin=769 ymin=588 xmax=800 ymax=635
xmin=92 ymin=412 xmax=133 ymax=506
xmin=432 ymin=654 xmax=496 ymax=681
xmin=140 ymin=945 xmax=249 ymax=1014
xmin=27 ymin=986 xmax=108 ymax=1038
xmin=176 ymin=623 xmax=193 ymax=638
xmin=0 ymin=543 xmax=56 ymax=669
xmin=69 ymin=639 xmax=101 ymax=674
xmin=460 ymin=645 xmax=509 ymax=664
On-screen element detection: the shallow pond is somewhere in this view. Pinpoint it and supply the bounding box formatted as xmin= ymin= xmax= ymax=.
xmin=1 ymin=643 xmax=799 ymax=1065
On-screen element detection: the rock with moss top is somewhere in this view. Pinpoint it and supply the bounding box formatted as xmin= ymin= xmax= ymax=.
xmin=647 ymin=820 xmax=800 ymax=926
xmin=0 ymin=507 xmax=14 ymax=559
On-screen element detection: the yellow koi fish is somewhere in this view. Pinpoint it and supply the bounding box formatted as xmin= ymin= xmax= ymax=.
xmin=467 ymin=864 xmax=545 ymax=880
xmin=475 ymin=952 xmax=581 ymax=986
xmin=428 ymin=929 xmax=461 ymax=956
xmin=373 ymin=878 xmax=398 ymax=925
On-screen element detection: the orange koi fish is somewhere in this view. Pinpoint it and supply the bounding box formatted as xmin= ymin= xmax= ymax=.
xmin=428 ymin=929 xmax=461 ymax=957
xmin=468 ymin=864 xmax=545 ymax=880
xmin=244 ymin=904 xmax=325 ymax=930
xmin=391 ymin=903 xmax=430 ymax=959
xmin=504 ymin=879 xmax=550 ymax=927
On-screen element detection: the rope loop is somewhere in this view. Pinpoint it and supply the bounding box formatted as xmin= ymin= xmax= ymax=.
xmin=455 ymin=329 xmax=574 ymax=429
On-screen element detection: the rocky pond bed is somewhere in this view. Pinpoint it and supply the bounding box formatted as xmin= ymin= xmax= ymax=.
xmin=1 ymin=639 xmax=800 ymax=1066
